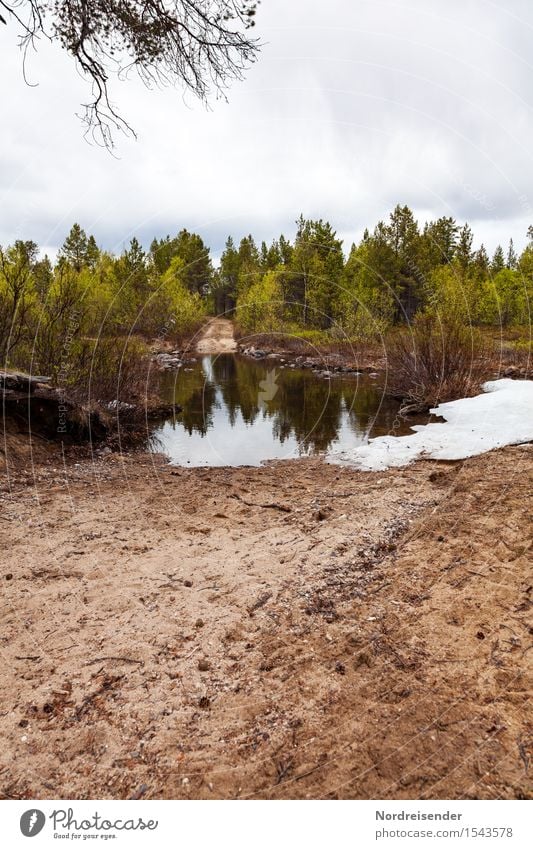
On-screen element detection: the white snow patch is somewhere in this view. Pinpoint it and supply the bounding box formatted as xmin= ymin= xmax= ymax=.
xmin=327 ymin=379 xmax=533 ymax=471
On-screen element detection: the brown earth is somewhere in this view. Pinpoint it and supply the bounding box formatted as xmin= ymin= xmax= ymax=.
xmin=0 ymin=441 xmax=531 ymax=801
xmin=195 ymin=318 xmax=237 ymax=354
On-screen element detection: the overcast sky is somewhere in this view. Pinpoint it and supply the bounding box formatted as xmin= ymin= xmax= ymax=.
xmin=2 ymin=0 xmax=533 ymax=260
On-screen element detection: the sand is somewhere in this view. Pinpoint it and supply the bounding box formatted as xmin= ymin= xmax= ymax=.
xmin=0 ymin=441 xmax=531 ymax=800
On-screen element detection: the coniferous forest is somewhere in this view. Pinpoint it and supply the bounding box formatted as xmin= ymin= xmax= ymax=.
xmin=1 ymin=206 xmax=531 ymax=394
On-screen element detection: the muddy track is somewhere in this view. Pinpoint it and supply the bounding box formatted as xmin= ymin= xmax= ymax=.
xmin=195 ymin=318 xmax=237 ymax=354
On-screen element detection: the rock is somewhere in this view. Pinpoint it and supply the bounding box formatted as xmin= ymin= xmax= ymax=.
xmin=1 ymin=371 xmax=51 ymax=394
xmin=503 ymin=366 xmax=520 ymax=377
xmin=154 ymin=352 xmax=183 ymax=370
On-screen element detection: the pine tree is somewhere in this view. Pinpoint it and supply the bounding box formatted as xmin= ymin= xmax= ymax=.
xmin=491 ymin=245 xmax=505 ymax=275
xmin=60 ymin=224 xmax=88 ymax=271
xmin=289 ymin=217 xmax=344 ymax=327
xmin=384 ymin=205 xmax=424 ymax=320
xmin=506 ymin=238 xmax=517 ymax=269
xmin=422 ymin=216 xmax=458 ymax=266
xmin=455 ymin=224 xmax=474 ymax=275
xmin=217 ymin=237 xmax=241 ymax=314
xmin=86 ymin=235 xmax=100 ymax=269
xmin=473 ymin=244 xmax=490 ymax=278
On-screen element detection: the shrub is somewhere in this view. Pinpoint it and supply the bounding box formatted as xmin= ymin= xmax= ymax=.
xmin=385 ymin=314 xmax=488 ymax=412
xmin=67 ymin=335 xmax=154 ymax=406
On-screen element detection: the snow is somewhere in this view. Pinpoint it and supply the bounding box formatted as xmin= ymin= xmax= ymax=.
xmin=327 ymin=379 xmax=533 ymax=471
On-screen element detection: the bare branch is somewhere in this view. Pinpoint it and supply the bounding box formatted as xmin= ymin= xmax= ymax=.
xmin=1 ymin=1 xmax=261 ymax=147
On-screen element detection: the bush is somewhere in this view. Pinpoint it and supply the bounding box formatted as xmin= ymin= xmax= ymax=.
xmin=67 ymin=336 xmax=154 ymax=406
xmin=385 ymin=314 xmax=488 ymax=412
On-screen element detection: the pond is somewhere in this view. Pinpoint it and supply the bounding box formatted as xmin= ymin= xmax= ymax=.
xmin=149 ymin=354 xmax=421 ymax=467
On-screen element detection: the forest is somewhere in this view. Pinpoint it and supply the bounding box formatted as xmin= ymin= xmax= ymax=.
xmin=1 ymin=204 xmax=531 ymax=396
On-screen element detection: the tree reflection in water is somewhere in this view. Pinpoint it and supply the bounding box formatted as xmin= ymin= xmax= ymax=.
xmin=150 ymin=354 xmax=415 ymax=466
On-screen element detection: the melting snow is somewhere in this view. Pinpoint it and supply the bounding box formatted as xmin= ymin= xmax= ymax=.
xmin=328 ymin=379 xmax=533 ymax=471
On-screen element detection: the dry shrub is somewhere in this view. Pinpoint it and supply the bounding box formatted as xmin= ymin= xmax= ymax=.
xmin=68 ymin=336 xmax=156 ymax=406
xmin=490 ymin=336 xmax=532 ymax=378
xmin=386 ymin=315 xmax=488 ymax=412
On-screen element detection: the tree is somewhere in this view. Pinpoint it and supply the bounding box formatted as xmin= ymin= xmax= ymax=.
xmin=150 ymin=230 xmax=212 ymax=294
xmin=455 ymin=223 xmax=474 ymax=274
xmin=86 ymin=235 xmax=100 ymax=269
xmin=336 ymin=239 xmax=395 ymax=337
xmin=216 ymin=236 xmax=240 ymax=314
xmin=238 ymin=269 xmax=284 ymax=331
xmin=0 ymin=240 xmax=37 ymax=359
xmin=506 ymin=239 xmax=517 ymax=270
xmin=390 ymin=205 xmax=424 ymax=318
xmin=60 ymin=224 xmax=99 ymax=271
xmin=2 ymin=1 xmax=261 ymax=147
xmin=491 ymin=269 xmax=525 ymax=326
xmin=33 ymin=254 xmax=53 ymax=300
xmin=491 ymin=245 xmax=505 ymax=276
xmin=422 ymin=216 xmax=458 ymax=267
xmin=472 ymin=244 xmax=490 ymax=279
xmin=113 ymin=237 xmax=150 ymax=328
xmin=288 ymin=217 xmax=344 ymax=327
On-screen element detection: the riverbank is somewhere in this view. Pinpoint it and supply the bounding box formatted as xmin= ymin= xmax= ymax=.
xmin=0 ymin=443 xmax=531 ymax=800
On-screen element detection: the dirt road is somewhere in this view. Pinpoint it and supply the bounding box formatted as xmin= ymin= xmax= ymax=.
xmin=195 ymin=318 xmax=237 ymax=354
xmin=0 ymin=443 xmax=531 ymax=800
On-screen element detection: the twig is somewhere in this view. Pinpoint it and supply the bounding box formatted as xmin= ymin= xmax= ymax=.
xmin=517 ymin=738 xmax=529 ymax=774
xmin=230 ymin=493 xmax=291 ymax=513
xmin=129 ymin=783 xmax=148 ymax=800
xmin=295 ymin=762 xmax=325 ymax=781
xmin=84 ymin=656 xmax=144 ymax=666
xmin=248 ymin=591 xmax=272 ymax=616
xmin=368 ymin=581 xmax=392 ymax=595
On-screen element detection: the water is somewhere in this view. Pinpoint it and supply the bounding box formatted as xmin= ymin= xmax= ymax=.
xmin=149 ymin=354 xmax=415 ymax=467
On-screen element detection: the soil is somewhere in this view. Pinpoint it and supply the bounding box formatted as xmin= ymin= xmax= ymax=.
xmin=0 ymin=441 xmax=531 ymax=801
xmin=195 ymin=318 xmax=237 ymax=354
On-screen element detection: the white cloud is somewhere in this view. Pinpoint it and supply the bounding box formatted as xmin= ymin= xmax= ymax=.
xmin=2 ymin=0 xmax=533 ymax=257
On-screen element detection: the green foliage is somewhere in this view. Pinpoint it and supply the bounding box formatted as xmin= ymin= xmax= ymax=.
xmin=335 ymin=240 xmax=395 ymax=339
xmin=1 ymin=211 xmax=532 ymax=384
xmin=237 ymin=270 xmax=285 ymax=331
xmin=0 ymin=225 xmax=207 ymax=380
xmin=150 ymin=230 xmax=213 ymax=294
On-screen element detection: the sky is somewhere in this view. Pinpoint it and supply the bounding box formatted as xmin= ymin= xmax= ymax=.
xmin=2 ymin=0 xmax=533 ymax=261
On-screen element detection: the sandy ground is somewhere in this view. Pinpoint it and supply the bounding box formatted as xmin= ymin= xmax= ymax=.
xmin=0 ymin=441 xmax=531 ymax=801
xmin=195 ymin=318 xmax=237 ymax=354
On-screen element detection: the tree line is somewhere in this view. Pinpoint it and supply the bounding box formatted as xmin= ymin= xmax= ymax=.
xmin=1 ymin=205 xmax=531 ymax=381
xmin=221 ymin=208 xmax=532 ymax=336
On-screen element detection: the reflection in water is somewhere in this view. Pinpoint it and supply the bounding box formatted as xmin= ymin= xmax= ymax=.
xmin=150 ymin=354 xmax=411 ymax=467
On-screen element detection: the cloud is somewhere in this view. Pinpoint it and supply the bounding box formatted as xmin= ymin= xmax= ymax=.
xmin=1 ymin=0 xmax=533 ymax=257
